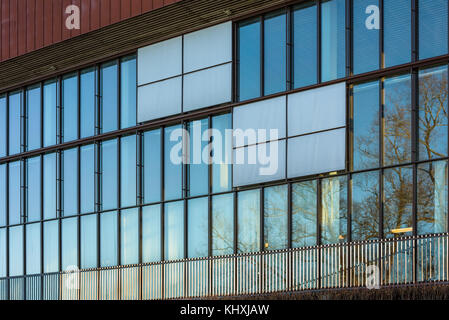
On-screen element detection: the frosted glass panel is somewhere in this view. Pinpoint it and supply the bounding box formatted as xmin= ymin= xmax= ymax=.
xmin=138 ymin=77 xmax=182 ymax=122
xmin=183 ymin=63 xmax=232 ymax=112
xmin=183 ymin=22 xmax=232 ymax=73
xmin=288 ymin=128 xmax=346 ymax=178
xmin=288 ymin=82 xmax=346 ymax=136
xmin=138 ymin=36 xmax=182 ymax=85
xmin=233 ymin=96 xmax=286 ymax=148
xmin=233 ymin=140 xmax=286 ymax=187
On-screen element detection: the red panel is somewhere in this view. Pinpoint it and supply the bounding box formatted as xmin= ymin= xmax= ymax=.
xmin=80 ymin=0 xmax=91 ymax=34
xmin=9 ymin=0 xmax=17 ymax=58
xmin=71 ymin=0 xmax=82 ymax=37
xmin=100 ymin=0 xmax=111 ymax=28
xmin=131 ymin=0 xmax=142 ymax=17
xmin=142 ymin=0 xmax=153 ymax=12
xmin=35 ymin=0 xmax=44 ymax=49
xmin=90 ymin=0 xmax=100 ymax=31
xmin=18 ymin=0 xmax=27 ymax=56
xmin=121 ymin=0 xmax=132 ymax=20
xmin=62 ymin=0 xmax=72 ymax=40
xmin=52 ymin=0 xmax=62 ymax=43
xmin=1 ymin=0 xmax=10 ymax=61
xmin=27 ymin=0 xmax=36 ymax=53
xmin=153 ymin=0 xmax=164 ymax=10
xmin=111 ymin=0 xmax=121 ymax=24
xmin=43 ymin=0 xmax=53 ymax=47
xmin=165 ymin=0 xmax=179 ymax=5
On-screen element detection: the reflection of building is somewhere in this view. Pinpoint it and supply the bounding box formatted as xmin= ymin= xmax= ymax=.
xmin=0 ymin=0 xmax=448 ymax=300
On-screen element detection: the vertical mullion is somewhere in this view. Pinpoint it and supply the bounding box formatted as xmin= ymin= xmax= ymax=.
xmin=379 ymin=0 xmax=384 ymax=69
xmin=117 ymin=59 xmax=121 ymax=130
xmin=346 ymin=0 xmax=352 ymax=77
xmin=411 ymin=0 xmax=418 ymax=62
xmin=260 ymin=187 xmax=264 ymax=252
xmin=317 ymin=0 xmax=322 ymax=84
xmin=207 ymin=116 xmax=212 ymax=258
xmin=117 ymin=138 xmax=121 ymax=269
xmin=286 ymin=6 xmax=292 ymax=92
xmin=161 ymin=128 xmax=165 ymax=262
xmin=379 ymin=78 xmax=384 ymax=239
xmin=260 ymin=16 xmax=264 ymax=97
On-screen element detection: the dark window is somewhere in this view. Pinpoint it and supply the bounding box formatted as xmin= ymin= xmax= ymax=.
xmin=62 ymin=73 xmax=79 ymax=142
xmin=264 ymin=11 xmax=286 ymax=95
xmin=384 ymin=0 xmax=411 ymax=67
xmin=419 ymin=0 xmax=448 ymax=60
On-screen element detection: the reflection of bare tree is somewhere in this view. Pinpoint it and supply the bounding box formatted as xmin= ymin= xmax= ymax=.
xmin=212 ymin=195 xmax=234 ymax=256
xmin=292 ymin=181 xmax=317 ymax=247
xmin=264 ymin=185 xmax=288 ymax=250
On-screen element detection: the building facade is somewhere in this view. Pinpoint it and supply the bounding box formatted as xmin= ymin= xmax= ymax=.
xmin=0 ymin=0 xmax=448 ymax=300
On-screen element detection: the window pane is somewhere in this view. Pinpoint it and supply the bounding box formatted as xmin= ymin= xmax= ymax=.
xmin=321 ymin=0 xmax=346 ymax=82
xmin=384 ymin=74 xmax=412 ymax=166
xmin=62 ymin=217 xmax=78 ymax=270
xmin=212 ymin=193 xmax=234 ymax=256
xmin=143 ymin=129 xmax=161 ymax=203
xmin=26 ymin=223 xmax=40 ymax=275
xmin=121 ymin=208 xmax=139 ymax=265
xmin=264 ymin=11 xmax=286 ymax=95
xmin=292 ymin=181 xmax=317 ymax=247
xmin=142 ymin=205 xmax=161 ymax=263
xmin=121 ymin=135 xmax=137 ymax=207
xmin=9 ymin=226 xmax=23 ymax=276
xmin=352 ymin=171 xmax=379 ymax=241
xmin=81 ymin=145 xmax=95 ymax=214
xmin=164 ymin=125 xmax=183 ymax=201
xmin=212 ymin=114 xmax=232 ymax=193
xmin=293 ymin=2 xmax=317 ymax=88
xmin=43 ymin=80 xmax=57 ymax=147
xmin=81 ymin=68 xmax=96 ymax=138
xmin=63 ymin=148 xmax=78 ymax=216
xmin=120 ymin=55 xmax=137 ymax=129
xmin=102 ymin=139 xmax=118 ymax=211
xmin=188 ymin=197 xmax=208 ymax=258
xmin=237 ymin=189 xmax=260 ymax=253
xmin=321 ymin=176 xmax=347 ymax=244
xmin=264 ymin=185 xmax=288 ymax=251
xmin=9 ymin=161 xmax=21 ymax=225
xmin=0 ymin=95 xmax=6 ymax=157
xmin=187 ymin=119 xmax=209 ymax=197
xmin=26 ymin=85 xmax=41 ymax=150
xmin=238 ymin=19 xmax=261 ymax=101
xmin=9 ymin=92 xmax=22 ymax=155
xmin=0 ymin=228 xmax=6 ymax=277
xmin=384 ymin=0 xmax=411 ymax=67
xmin=44 ymin=220 xmax=59 ymax=273
xmin=419 ymin=0 xmax=448 ymax=60
xmin=62 ymin=73 xmax=79 ymax=142
xmin=27 ymin=156 xmax=41 ymax=222
xmin=0 ymin=165 xmax=5 ymax=227
xmin=100 ymin=61 xmax=118 ymax=133
xmin=419 ymin=65 xmax=448 ymax=160
xmin=353 ymin=0 xmax=379 ymax=74
xmin=100 ymin=211 xmax=118 ymax=267
xmin=164 ymin=201 xmax=184 ymax=261
xmin=418 ymin=161 xmax=448 ymax=235
xmin=353 ymin=81 xmax=380 ymax=170
xmin=384 ymin=166 xmax=413 ymax=238
xmin=43 ymin=153 xmax=57 ymax=220
xmin=81 ymin=214 xmax=97 ymax=269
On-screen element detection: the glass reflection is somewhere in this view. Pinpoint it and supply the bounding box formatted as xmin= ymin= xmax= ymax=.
xmin=264 ymin=185 xmax=288 ymax=250
xmin=81 ymin=67 xmax=96 ymax=138
xmin=0 ymin=165 xmax=5 ymax=226
xmin=62 ymin=73 xmax=79 ymax=142
xmin=264 ymin=11 xmax=286 ymax=95
xmin=144 ymin=129 xmax=161 ymax=203
xmin=188 ymin=197 xmax=208 ymax=258
xmin=211 ymin=114 xmax=232 ymax=193
xmin=9 ymin=226 xmax=23 ymax=276
xmin=26 ymin=85 xmax=41 ymax=150
xmin=63 ymin=148 xmax=78 ymax=216
xmin=100 ymin=61 xmax=118 ymax=133
xmin=164 ymin=201 xmax=184 ymax=261
xmin=102 ymin=139 xmax=118 ymax=211
xmin=26 ymin=223 xmax=41 ymax=275
xmin=292 ymin=181 xmax=317 ymax=247
xmin=44 ymin=220 xmax=59 ymax=273
xmin=0 ymin=95 xmax=6 ymax=157
xmin=164 ymin=126 xmax=183 ymax=201
xmin=9 ymin=92 xmax=22 ymax=155
xmin=62 ymin=217 xmax=78 ymax=270
xmin=121 ymin=135 xmax=137 ymax=207
xmin=100 ymin=211 xmax=118 ymax=267
xmin=120 ymin=55 xmax=137 ymax=129
xmin=81 ymin=214 xmax=97 ymax=269
xmin=121 ymin=208 xmax=139 ymax=265
xmin=237 ymin=190 xmax=260 ymax=253
xmin=9 ymin=161 xmax=21 ymax=225
xmin=27 ymin=156 xmax=41 ymax=222
xmin=419 ymin=0 xmax=448 ymax=60
xmin=187 ymin=119 xmax=209 ymax=197
xmin=81 ymin=145 xmax=95 ymax=214
xmin=0 ymin=228 xmax=5 ymax=277
xmin=321 ymin=176 xmax=347 ymax=244
xmin=384 ymin=0 xmax=411 ymax=67
xmin=43 ymin=153 xmax=57 ymax=220
xmin=43 ymin=80 xmax=57 ymax=147
xmin=212 ymin=193 xmax=234 ymax=256
xmin=142 ymin=205 xmax=161 ymax=263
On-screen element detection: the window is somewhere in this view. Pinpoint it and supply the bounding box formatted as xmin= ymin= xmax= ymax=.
xmin=418 ymin=161 xmax=448 ymax=235
xmin=0 ymin=228 xmax=6 ymax=277
xmin=62 ymin=73 xmax=79 ymax=142
xmin=62 ymin=217 xmax=78 ymax=270
xmin=9 ymin=161 xmax=21 ymax=225
xmin=81 ymin=214 xmax=97 ymax=269
xmin=384 ymin=0 xmax=411 ymax=67
xmin=27 ymin=156 xmax=41 ymax=222
xmin=164 ymin=201 xmax=184 ymax=260
xmin=292 ymin=2 xmax=317 ymax=88
xmin=80 ymin=67 xmax=96 ymax=138
xmin=419 ymin=0 xmax=448 ymax=60
xmin=383 ymin=166 xmax=413 ymax=238
xmin=101 ymin=139 xmax=118 ymax=211
xmin=352 ymin=171 xmax=379 ymax=241
xmin=120 ymin=55 xmax=137 ymax=129
xmin=237 ymin=19 xmax=261 ymax=101
xmin=211 ymin=114 xmax=232 ymax=193
xmin=9 ymin=91 xmax=22 ymax=155
xmin=100 ymin=211 xmax=118 ymax=267
xmin=44 ymin=220 xmax=59 ymax=273
xmin=321 ymin=0 xmax=346 ymax=82
xmin=63 ymin=148 xmax=78 ymax=217
xmin=0 ymin=95 xmax=6 ymax=157
xmin=321 ymin=176 xmax=347 ymax=244
xmin=100 ymin=61 xmax=118 ymax=133
xmin=212 ymin=193 xmax=234 ymax=256
xmin=26 ymin=223 xmax=41 ymax=275
xmin=353 ymin=81 xmax=380 ymax=170
xmin=0 ymin=165 xmax=5 ymax=227
xmin=81 ymin=145 xmax=95 ymax=214
xmin=121 ymin=135 xmax=137 ymax=207
xmin=26 ymin=85 xmax=41 ymax=151
xmin=144 ymin=129 xmax=161 ymax=204
xmin=187 ymin=119 xmax=209 ymax=197
xmin=164 ymin=125 xmax=183 ymax=201
xmin=142 ymin=205 xmax=161 ymax=263
xmin=418 ymin=65 xmax=448 ymax=160
xmin=353 ymin=0 xmax=379 ymax=74
xmin=9 ymin=226 xmax=24 ymax=276
xmin=237 ymin=189 xmax=260 ymax=253
xmin=264 ymin=11 xmax=286 ymax=95
xmin=121 ymin=208 xmax=139 ymax=265
xmin=264 ymin=185 xmax=288 ymax=250
xmin=292 ymin=181 xmax=317 ymax=247
xmin=188 ymin=197 xmax=208 ymax=258
xmin=43 ymin=80 xmax=57 ymax=147
xmin=43 ymin=153 xmax=57 ymax=220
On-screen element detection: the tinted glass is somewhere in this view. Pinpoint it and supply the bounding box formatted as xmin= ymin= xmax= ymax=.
xmin=100 ymin=61 xmax=118 ymax=133
xmin=80 ymin=67 xmax=96 ymax=138
xmin=144 ymin=129 xmax=161 ymax=203
xmin=100 ymin=211 xmax=118 ymax=267
xmin=292 ymin=181 xmax=317 ymax=247
xmin=81 ymin=214 xmax=97 ymax=269
xmin=9 ymin=161 xmax=21 ymax=225
xmin=81 ymin=145 xmax=95 ymax=214
xmin=212 ymin=193 xmax=234 ymax=256
xmin=121 ymin=208 xmax=139 ymax=265
xmin=43 ymin=153 xmax=57 ymax=220
xmin=164 ymin=201 xmax=184 ymax=260
xmin=264 ymin=11 xmax=286 ymax=95
xmin=62 ymin=217 xmax=78 ymax=270
xmin=0 ymin=165 xmax=5 ymax=226
xmin=321 ymin=176 xmax=347 ymax=244
xmin=0 ymin=96 xmax=6 ymax=157
xmin=264 ymin=185 xmax=288 ymax=250
xmin=120 ymin=55 xmax=137 ymax=129
xmin=237 ymin=189 xmax=260 ymax=253
xmin=102 ymin=139 xmax=118 ymax=210
xmin=62 ymin=73 xmax=79 ymax=142
xmin=0 ymin=228 xmax=6 ymax=277
xmin=188 ymin=197 xmax=208 ymax=258
xmin=187 ymin=119 xmax=208 ymax=197
xmin=164 ymin=126 xmax=183 ymax=201
xmin=44 ymin=220 xmax=59 ymax=273
xmin=121 ymin=135 xmax=137 ymax=207
xmin=26 ymin=223 xmax=41 ymax=275
xmin=9 ymin=92 xmax=22 ymax=155
xmin=63 ymin=148 xmax=78 ymax=216
xmin=211 ymin=114 xmax=232 ymax=193
xmin=142 ymin=205 xmax=161 ymax=263
xmin=27 ymin=156 xmax=41 ymax=222
xmin=384 ymin=0 xmax=411 ymax=67
xmin=26 ymin=85 xmax=41 ymax=150
xmin=419 ymin=0 xmax=448 ymax=60
xmin=43 ymin=80 xmax=57 ymax=147
xmin=9 ymin=226 xmax=23 ymax=276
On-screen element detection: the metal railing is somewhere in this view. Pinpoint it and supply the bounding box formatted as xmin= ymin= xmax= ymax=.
xmin=1 ymin=233 xmax=448 ymax=300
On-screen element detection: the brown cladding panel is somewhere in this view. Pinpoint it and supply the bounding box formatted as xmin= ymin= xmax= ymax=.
xmin=153 ymin=0 xmax=164 ymax=10
xmin=142 ymin=0 xmax=153 ymax=12
xmin=121 ymin=0 xmax=132 ymax=20
xmin=111 ymin=0 xmax=121 ymax=24
xmin=91 ymin=0 xmax=101 ymax=31
xmin=26 ymin=0 xmax=36 ymax=53
xmin=71 ymin=0 xmax=82 ymax=37
xmin=100 ymin=0 xmax=111 ymax=27
xmin=18 ymin=0 xmax=26 ymax=56
xmin=52 ymin=0 xmax=62 ymax=43
xmin=35 ymin=0 xmax=44 ymax=50
xmin=131 ymin=0 xmax=142 ymax=17
xmin=1 ymin=0 xmax=9 ymax=61
xmin=43 ymin=0 xmax=53 ymax=47
xmin=9 ymin=0 xmax=17 ymax=58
